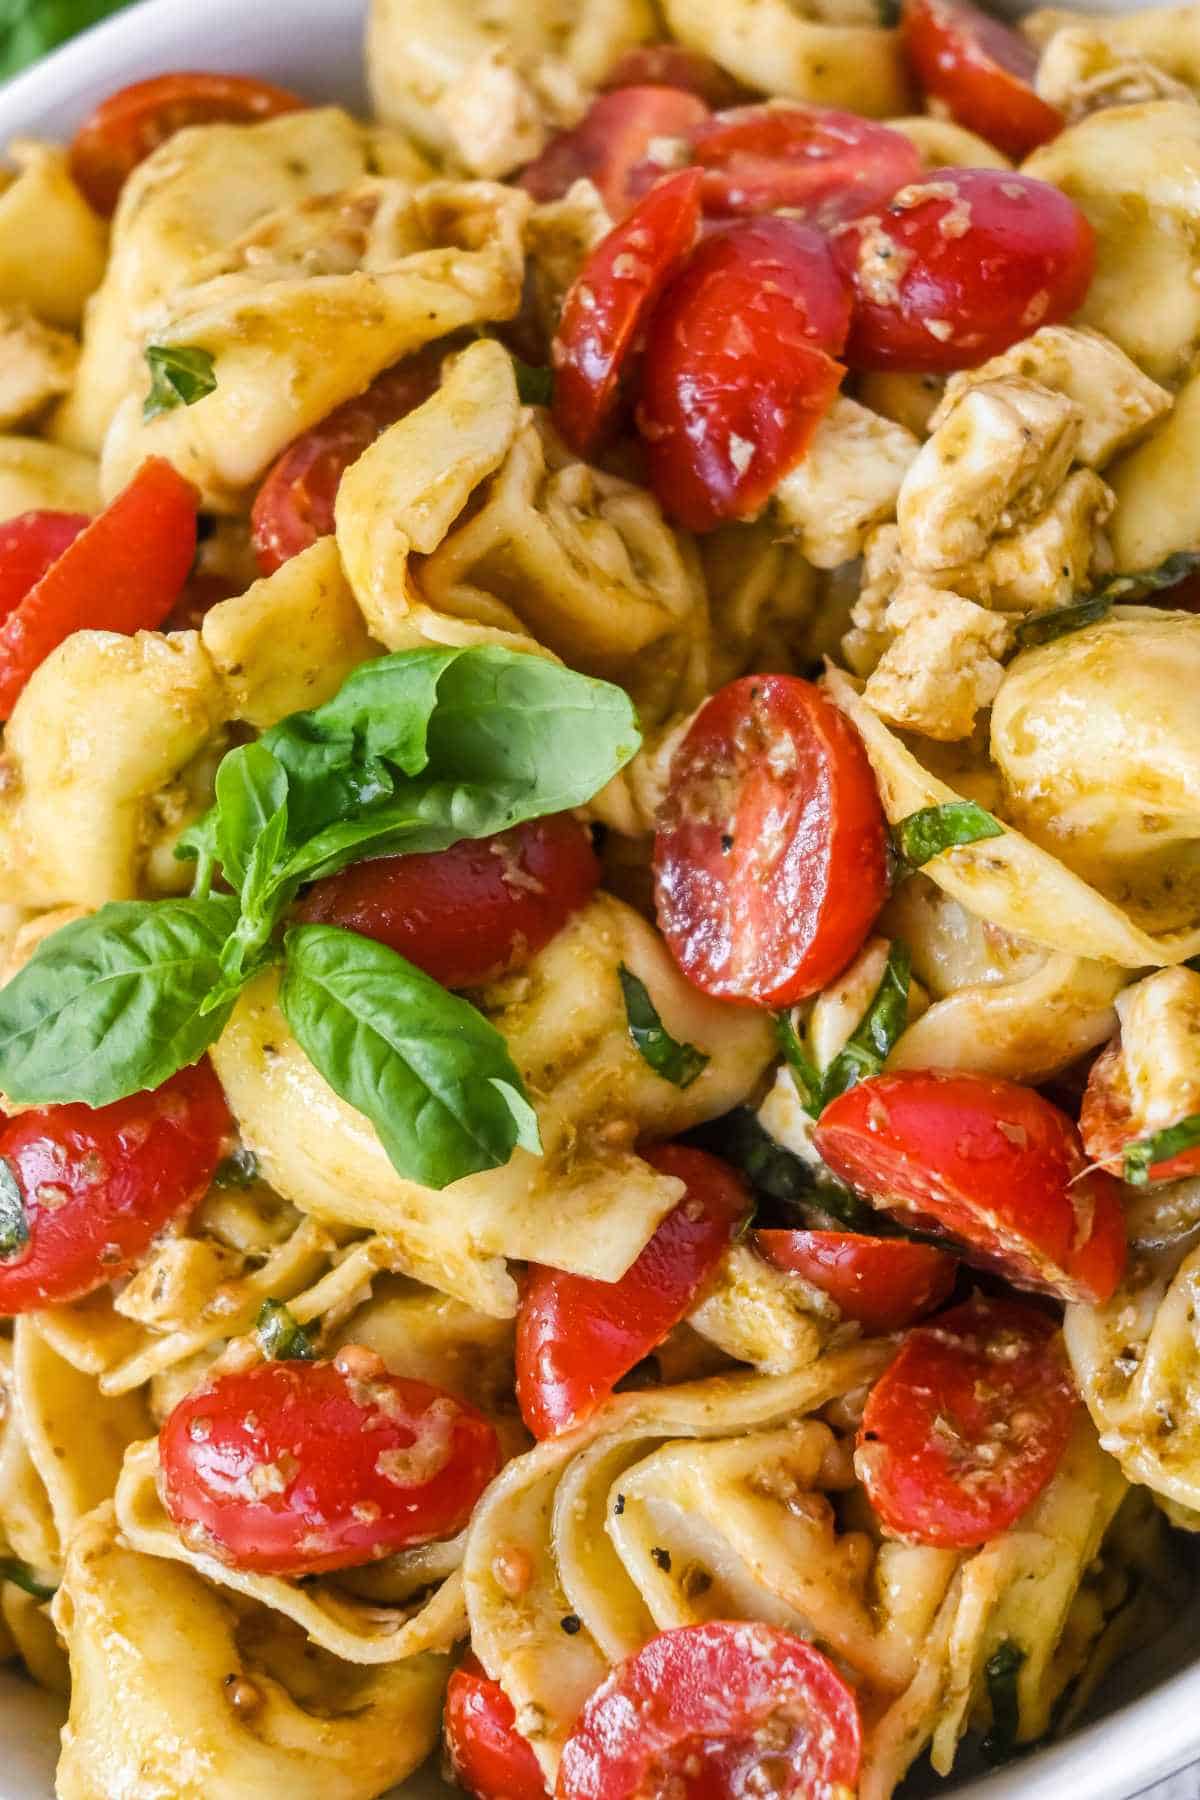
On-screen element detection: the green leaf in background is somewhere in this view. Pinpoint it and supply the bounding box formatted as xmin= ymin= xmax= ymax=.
xmin=820 ymin=941 xmax=911 ymax=1104
xmin=0 ymin=897 xmax=240 ymax=1106
xmin=981 ymin=1640 xmax=1027 ymax=1765
xmin=255 ymin=1297 xmax=316 ymax=1361
xmin=279 ymin=924 xmax=542 ymax=1190
xmin=892 ymin=800 xmax=1004 ymax=869
xmin=0 ymin=0 xmax=136 ymax=80
xmin=0 ymin=1556 xmax=56 ymax=1601
xmin=1124 ymin=1114 xmax=1200 ymax=1186
xmin=618 ymin=964 xmax=709 ymax=1089
xmin=0 ymin=1157 xmax=27 ymax=1259
xmin=143 ymin=344 xmax=217 ymax=423
xmin=775 ymin=1011 xmax=823 ymax=1116
xmin=1014 ymin=597 xmax=1111 ymax=649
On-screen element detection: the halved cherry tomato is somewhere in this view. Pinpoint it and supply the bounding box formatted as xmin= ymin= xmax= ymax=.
xmin=755 ymin=1230 xmax=957 ymax=1332
xmin=1081 ymin=1040 xmax=1200 ymax=1184
xmin=553 ymin=169 xmax=703 ymax=456
xmin=69 ymin=72 xmax=305 ymax=216
xmin=250 ymin=349 xmax=444 ymax=575
xmin=654 ymin=676 xmax=889 ymax=1007
xmin=0 ymin=457 xmax=197 ymax=719
xmin=601 ymin=45 xmax=748 ymax=109
xmin=515 ymin=1145 xmax=748 ymax=1440
xmin=519 ymin=86 xmax=709 ymax=221
xmin=0 ymin=1062 xmax=230 ymax=1316
xmin=857 ymin=1293 xmax=1078 ymax=1548
xmin=445 ymin=1653 xmax=548 ymax=1800
xmin=295 ymin=815 xmax=600 ymax=991
xmin=687 ymin=104 xmax=923 ymax=226
xmin=160 ymin=1350 xmax=500 ymax=1575
xmin=637 ymin=217 xmax=849 ymax=530
xmin=834 ymin=168 xmax=1095 ymax=372
xmin=0 ymin=512 xmax=89 ymax=626
xmin=903 ymin=0 xmax=1063 ymax=161
xmin=814 ymin=1070 xmax=1127 ymax=1304
xmin=556 ymin=1622 xmax=861 ymax=1800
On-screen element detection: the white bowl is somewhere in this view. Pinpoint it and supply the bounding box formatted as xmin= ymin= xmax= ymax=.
xmin=0 ymin=3 xmax=1198 ymax=1796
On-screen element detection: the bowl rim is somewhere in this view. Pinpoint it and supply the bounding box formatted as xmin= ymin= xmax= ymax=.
xmin=0 ymin=2 xmax=1198 ymax=1796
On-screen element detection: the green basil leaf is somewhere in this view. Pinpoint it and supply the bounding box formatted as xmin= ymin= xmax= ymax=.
xmin=981 ymin=1640 xmax=1027 ymax=1765
xmin=256 ymin=1298 xmax=316 ymax=1361
xmin=214 ymin=1147 xmax=259 ymax=1189
xmin=1014 ymin=597 xmax=1111 ymax=648
xmin=775 ymin=1012 xmax=822 ymax=1116
xmin=0 ymin=0 xmax=136 ymax=78
xmin=143 ymin=344 xmax=217 ymax=422
xmin=0 ymin=896 xmax=240 ymax=1106
xmin=0 ymin=1557 xmax=56 ymax=1602
xmin=1096 ymin=549 xmax=1200 ymax=604
xmin=279 ymin=924 xmax=542 ymax=1189
xmin=512 ymin=358 xmax=553 ymax=406
xmin=618 ymin=964 xmax=709 ymax=1089
xmin=175 ymin=808 xmax=220 ymax=899
xmin=1124 ymin=1114 xmax=1200 ymax=1187
xmin=892 ymin=800 xmax=1004 ymax=869
xmin=819 ymin=941 xmax=911 ymax=1104
xmin=205 ymin=742 xmax=293 ymax=999
xmin=0 ymin=1157 xmax=27 ymax=1260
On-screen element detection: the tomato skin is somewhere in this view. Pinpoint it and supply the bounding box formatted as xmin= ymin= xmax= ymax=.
xmin=553 ymin=169 xmax=703 ymax=457
xmin=637 ymin=217 xmax=848 ymax=531
xmin=903 ymin=0 xmax=1063 ymax=161
xmin=515 ymin=1145 xmax=749 ymax=1440
xmin=69 ymin=72 xmax=305 ymax=216
xmin=834 ymin=168 xmax=1095 ymax=372
xmin=160 ymin=1353 xmax=501 ymax=1576
xmin=295 ymin=815 xmax=599 ymax=991
xmin=556 ymin=1621 xmax=861 ymax=1800
xmin=601 ymin=46 xmax=747 ymax=109
xmin=1081 ymin=1040 xmax=1200 ymax=1184
xmin=755 ymin=1230 xmax=957 ymax=1332
xmin=0 ymin=512 xmax=89 ymax=626
xmin=857 ymin=1294 xmax=1078 ymax=1548
xmin=0 ymin=458 xmax=197 ymax=719
xmin=520 ymin=86 xmax=710 ymax=221
xmin=689 ymin=104 xmax=924 ymax=226
xmin=654 ymin=676 xmax=889 ymax=1008
xmin=445 ymin=1654 xmax=548 ymax=1800
xmin=251 ymin=350 xmax=444 ymax=575
xmin=0 ymin=1062 xmax=230 ymax=1316
xmin=814 ymin=1070 xmax=1127 ymax=1304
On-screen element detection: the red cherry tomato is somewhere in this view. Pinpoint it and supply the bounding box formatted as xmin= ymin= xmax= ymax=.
xmin=556 ymin=1622 xmax=861 ymax=1800
xmin=654 ymin=676 xmax=888 ymax=1008
xmin=69 ymin=72 xmax=305 ymax=216
xmin=857 ymin=1293 xmax=1078 ymax=1548
xmin=160 ymin=1351 xmax=500 ymax=1575
xmin=814 ymin=1070 xmax=1127 ymax=1304
xmin=516 ymin=1145 xmax=748 ymax=1440
xmin=903 ymin=0 xmax=1063 ymax=161
xmin=834 ymin=168 xmax=1095 ymax=372
xmin=637 ymin=217 xmax=849 ymax=531
xmin=0 ymin=1063 xmax=230 ymax=1315
xmin=1081 ymin=1040 xmax=1200 ymax=1184
xmin=295 ymin=815 xmax=599 ymax=991
xmin=0 ymin=512 xmax=89 ymax=627
xmin=520 ymin=86 xmax=709 ymax=221
xmin=601 ymin=45 xmax=748 ymax=109
xmin=553 ymin=169 xmax=703 ymax=457
xmin=445 ymin=1654 xmax=548 ymax=1800
xmin=688 ymin=104 xmax=923 ymax=226
xmin=0 ymin=458 xmax=197 ymax=720
xmin=755 ymin=1229 xmax=957 ymax=1332
xmin=251 ymin=350 xmax=444 ymax=575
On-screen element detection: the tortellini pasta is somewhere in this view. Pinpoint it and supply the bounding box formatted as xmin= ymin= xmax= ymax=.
xmin=0 ymin=142 xmax=106 ymax=328
xmin=660 ymin=0 xmax=911 ymax=116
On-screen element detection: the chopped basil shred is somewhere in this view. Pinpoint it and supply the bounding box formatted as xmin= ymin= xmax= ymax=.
xmin=1095 ymin=549 xmax=1200 ymax=604
xmin=214 ymin=1147 xmax=260 ymax=1189
xmin=820 ymin=941 xmax=912 ymax=1104
xmin=892 ymin=800 xmax=1004 ymax=869
xmin=143 ymin=344 xmax=218 ymax=422
xmin=1124 ymin=1114 xmax=1200 ymax=1186
xmin=695 ymin=1107 xmax=879 ymax=1232
xmin=256 ymin=1298 xmax=317 ymax=1362
xmin=1015 ymin=597 xmax=1111 ymax=648
xmin=981 ymin=1640 xmax=1027 ymax=1765
xmin=619 ymin=965 xmax=709 ymax=1089
xmin=0 ymin=1557 xmax=56 ymax=1602
xmin=512 ymin=358 xmax=554 ymax=406
xmin=0 ymin=1156 xmax=27 ymax=1260
xmin=775 ymin=1011 xmax=822 ymax=1115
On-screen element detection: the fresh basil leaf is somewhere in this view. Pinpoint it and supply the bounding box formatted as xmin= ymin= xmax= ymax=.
xmin=1014 ymin=597 xmax=1111 ymax=648
xmin=0 ymin=1557 xmax=56 ymax=1602
xmin=1097 ymin=549 xmax=1200 ymax=604
xmin=143 ymin=344 xmax=217 ymax=422
xmin=775 ymin=1012 xmax=822 ymax=1116
xmin=0 ymin=0 xmax=135 ymax=78
xmin=981 ymin=1640 xmax=1027 ymax=1765
xmin=1124 ymin=1114 xmax=1200 ymax=1187
xmin=0 ymin=897 xmax=240 ymax=1106
xmin=618 ymin=964 xmax=709 ymax=1089
xmin=279 ymin=924 xmax=541 ymax=1189
xmin=0 ymin=1157 xmax=27 ymax=1260
xmin=892 ymin=800 xmax=1004 ymax=869
xmin=820 ymin=941 xmax=911 ymax=1104
xmin=256 ymin=1298 xmax=316 ymax=1361
xmin=205 ymin=742 xmax=293 ymax=999
xmin=513 ymin=358 xmax=553 ymax=406
xmin=214 ymin=1147 xmax=259 ymax=1189
xmin=175 ymin=808 xmax=220 ymax=898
